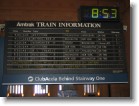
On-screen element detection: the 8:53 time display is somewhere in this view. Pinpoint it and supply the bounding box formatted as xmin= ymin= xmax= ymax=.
xmin=92 ymin=8 xmax=117 ymax=18
xmin=80 ymin=6 xmax=119 ymax=21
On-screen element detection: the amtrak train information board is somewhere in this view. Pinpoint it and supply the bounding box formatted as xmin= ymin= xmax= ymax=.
xmin=2 ymin=21 xmax=128 ymax=84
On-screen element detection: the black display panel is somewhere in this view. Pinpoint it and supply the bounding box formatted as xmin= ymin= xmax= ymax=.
xmin=80 ymin=6 xmax=119 ymax=22
xmin=3 ymin=21 xmax=128 ymax=84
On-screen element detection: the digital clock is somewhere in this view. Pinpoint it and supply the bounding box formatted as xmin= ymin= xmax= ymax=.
xmin=80 ymin=6 xmax=119 ymax=21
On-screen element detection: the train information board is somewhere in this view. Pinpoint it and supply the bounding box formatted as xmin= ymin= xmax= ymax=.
xmin=2 ymin=21 xmax=128 ymax=84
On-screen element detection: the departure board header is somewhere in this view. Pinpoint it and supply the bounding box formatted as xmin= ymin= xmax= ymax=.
xmin=6 ymin=21 xmax=121 ymax=29
xmin=8 ymin=21 xmax=101 ymax=28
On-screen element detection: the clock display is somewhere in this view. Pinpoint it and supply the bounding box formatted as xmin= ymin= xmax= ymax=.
xmin=80 ymin=6 xmax=119 ymax=21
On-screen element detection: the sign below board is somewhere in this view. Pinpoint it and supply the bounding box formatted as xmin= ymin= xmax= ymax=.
xmin=2 ymin=21 xmax=128 ymax=84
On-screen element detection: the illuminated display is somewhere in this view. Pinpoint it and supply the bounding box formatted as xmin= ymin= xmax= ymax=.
xmin=80 ymin=6 xmax=119 ymax=21
xmin=2 ymin=21 xmax=128 ymax=84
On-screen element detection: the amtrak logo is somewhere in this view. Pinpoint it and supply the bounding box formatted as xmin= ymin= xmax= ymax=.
xmin=28 ymin=76 xmax=34 ymax=82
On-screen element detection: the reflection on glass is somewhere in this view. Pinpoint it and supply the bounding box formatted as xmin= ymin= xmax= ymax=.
xmin=33 ymin=85 xmax=49 ymax=96
xmin=84 ymin=84 xmax=98 ymax=96
xmin=7 ymin=85 xmax=24 ymax=97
